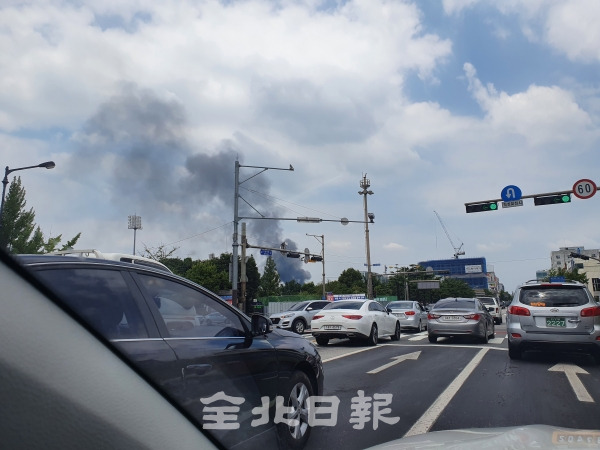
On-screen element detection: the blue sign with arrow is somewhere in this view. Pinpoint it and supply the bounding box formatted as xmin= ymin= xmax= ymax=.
xmin=501 ymin=185 xmax=522 ymax=202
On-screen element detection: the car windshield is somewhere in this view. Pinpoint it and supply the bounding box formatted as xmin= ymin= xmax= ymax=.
xmin=322 ymin=301 xmax=364 ymax=311
xmin=388 ymin=302 xmax=413 ymax=309
xmin=288 ymin=302 xmax=309 ymax=311
xmin=478 ymin=298 xmax=495 ymax=305
xmin=434 ymin=300 xmax=476 ymax=310
xmin=520 ymin=286 xmax=590 ymax=307
xmin=4 ymin=1 xmax=600 ymax=449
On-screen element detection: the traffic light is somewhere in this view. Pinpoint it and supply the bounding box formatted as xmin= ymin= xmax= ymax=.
xmin=465 ymin=202 xmax=498 ymax=213
xmin=570 ymin=252 xmax=589 ymax=260
xmin=533 ymin=193 xmax=571 ymax=206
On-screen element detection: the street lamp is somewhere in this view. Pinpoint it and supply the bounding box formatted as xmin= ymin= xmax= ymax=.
xmin=0 ymin=161 xmax=56 ymax=233
xmin=359 ymin=174 xmax=374 ymax=299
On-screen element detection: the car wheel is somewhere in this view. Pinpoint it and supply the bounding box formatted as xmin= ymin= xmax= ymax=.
xmin=390 ymin=322 xmax=401 ymax=341
xmin=508 ymin=341 xmax=522 ymax=360
xmin=428 ymin=334 xmax=437 ymax=343
xmin=367 ymin=324 xmax=378 ymax=346
xmin=481 ymin=326 xmax=489 ymax=344
xmin=292 ymin=319 xmax=305 ymax=334
xmin=315 ymin=336 xmax=329 ymax=346
xmin=276 ymin=371 xmax=314 ymax=450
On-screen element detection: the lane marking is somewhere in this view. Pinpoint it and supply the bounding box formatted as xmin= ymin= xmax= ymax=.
xmin=548 ymin=364 xmax=594 ymax=403
xmin=321 ymin=345 xmax=385 ymax=363
xmin=404 ymin=347 xmax=489 ymax=437
xmin=367 ymin=351 xmax=421 ymax=374
xmin=408 ymin=334 xmax=429 ymax=341
xmin=488 ymin=337 xmax=504 ymax=344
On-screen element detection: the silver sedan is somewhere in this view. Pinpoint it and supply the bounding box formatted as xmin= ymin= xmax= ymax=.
xmin=427 ymin=297 xmax=495 ymax=343
xmin=387 ymin=301 xmax=428 ymax=331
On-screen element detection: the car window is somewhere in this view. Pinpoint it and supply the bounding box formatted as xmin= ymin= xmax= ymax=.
xmin=323 ymin=301 xmax=364 ymax=310
xmin=388 ymin=301 xmax=413 ymax=309
xmin=34 ymin=268 xmax=148 ymax=339
xmin=136 ymin=274 xmax=246 ymax=338
xmin=519 ymin=286 xmax=590 ymax=307
xmin=289 ymin=302 xmax=309 ymax=311
xmin=434 ymin=300 xmax=475 ymax=310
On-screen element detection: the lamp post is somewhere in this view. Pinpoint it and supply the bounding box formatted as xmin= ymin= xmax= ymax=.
xmin=359 ymin=175 xmax=374 ymax=299
xmin=0 ymin=161 xmax=55 ymax=233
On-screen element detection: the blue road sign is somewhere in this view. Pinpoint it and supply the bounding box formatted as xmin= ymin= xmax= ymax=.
xmin=260 ymin=249 xmax=272 ymax=256
xmin=501 ymin=185 xmax=522 ymax=202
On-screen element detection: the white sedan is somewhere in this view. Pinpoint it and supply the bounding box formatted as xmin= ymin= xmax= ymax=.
xmin=311 ymin=300 xmax=401 ymax=346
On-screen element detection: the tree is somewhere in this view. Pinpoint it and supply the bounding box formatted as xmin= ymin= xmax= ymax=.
xmin=185 ymin=259 xmax=230 ymax=293
xmin=0 ymin=176 xmax=81 ymax=253
xmin=438 ymin=277 xmax=475 ymax=298
xmin=258 ymin=256 xmax=281 ymax=297
xmin=161 ymin=257 xmax=194 ymax=277
xmin=282 ymin=279 xmax=302 ymax=295
xmin=245 ymin=255 xmax=261 ymax=301
xmin=338 ymin=268 xmax=365 ymax=293
xmin=545 ymin=267 xmax=588 ymax=285
xmin=140 ymin=243 xmax=179 ymax=260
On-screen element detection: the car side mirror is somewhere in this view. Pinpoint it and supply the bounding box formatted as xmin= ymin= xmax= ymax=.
xmin=251 ymin=314 xmax=272 ymax=336
xmin=386 ymin=307 xmax=392 ymax=313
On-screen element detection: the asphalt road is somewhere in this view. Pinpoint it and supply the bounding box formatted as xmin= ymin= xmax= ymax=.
xmin=300 ymin=314 xmax=600 ymax=449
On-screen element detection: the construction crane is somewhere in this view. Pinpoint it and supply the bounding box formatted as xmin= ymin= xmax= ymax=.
xmin=434 ymin=210 xmax=465 ymax=259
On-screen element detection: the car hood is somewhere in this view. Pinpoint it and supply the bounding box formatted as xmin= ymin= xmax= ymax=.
xmin=366 ymin=425 xmax=598 ymax=449
xmin=269 ymin=311 xmax=298 ymax=319
xmin=270 ymin=327 xmax=303 ymax=339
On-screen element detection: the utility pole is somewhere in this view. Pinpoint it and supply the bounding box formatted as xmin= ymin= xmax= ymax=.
xmin=128 ymin=215 xmax=142 ymax=255
xmin=359 ymin=175 xmax=374 ymax=299
xmin=240 ymin=222 xmax=247 ymax=313
xmin=307 ymin=233 xmax=325 ymax=300
xmin=232 ymin=161 xmax=294 ymax=310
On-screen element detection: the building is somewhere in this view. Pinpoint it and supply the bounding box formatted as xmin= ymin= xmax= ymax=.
xmin=551 ymin=246 xmax=600 ymax=270
xmin=418 ymin=257 xmax=497 ymax=295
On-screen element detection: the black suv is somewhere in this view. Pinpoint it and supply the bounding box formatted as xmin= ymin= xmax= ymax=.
xmin=18 ymin=255 xmax=324 ymax=449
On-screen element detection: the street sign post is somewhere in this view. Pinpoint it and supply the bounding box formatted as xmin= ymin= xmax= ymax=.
xmin=259 ymin=249 xmax=272 ymax=256
xmin=572 ymin=179 xmax=597 ymax=200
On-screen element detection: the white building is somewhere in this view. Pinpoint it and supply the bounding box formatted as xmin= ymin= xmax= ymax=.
xmin=550 ymin=246 xmax=600 ymax=301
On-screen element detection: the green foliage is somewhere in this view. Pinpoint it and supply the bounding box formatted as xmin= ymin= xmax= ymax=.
xmin=282 ymin=279 xmax=303 ymax=295
xmin=185 ymin=259 xmax=230 ymax=293
xmin=0 ymin=176 xmax=81 ymax=253
xmin=338 ymin=268 xmax=366 ymax=293
xmin=545 ymin=267 xmax=588 ymax=285
xmin=438 ymin=277 xmax=475 ymax=298
xmin=162 ymin=257 xmax=194 ymax=277
xmin=258 ymin=256 xmax=281 ymax=297
xmin=245 ymin=255 xmax=261 ymax=302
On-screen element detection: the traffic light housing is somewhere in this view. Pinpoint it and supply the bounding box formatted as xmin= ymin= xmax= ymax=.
xmin=465 ymin=202 xmax=498 ymax=213
xmin=533 ymin=193 xmax=571 ymax=206
xmin=570 ymin=252 xmax=589 ymax=260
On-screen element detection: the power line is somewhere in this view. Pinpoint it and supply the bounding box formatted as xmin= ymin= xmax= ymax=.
xmin=165 ymin=222 xmax=233 ymax=246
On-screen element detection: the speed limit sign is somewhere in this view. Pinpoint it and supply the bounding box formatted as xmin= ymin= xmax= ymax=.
xmin=572 ymin=179 xmax=597 ymax=199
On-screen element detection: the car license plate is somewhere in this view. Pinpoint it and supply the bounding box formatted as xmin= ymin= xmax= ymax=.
xmin=394 ymin=313 xmax=405 ymax=318
xmin=324 ymin=325 xmax=341 ymax=330
xmin=443 ymin=315 xmax=462 ymax=321
xmin=546 ymin=317 xmax=566 ymax=327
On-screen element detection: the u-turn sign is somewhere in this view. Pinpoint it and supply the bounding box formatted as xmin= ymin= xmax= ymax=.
xmin=501 ymin=185 xmax=522 ymax=202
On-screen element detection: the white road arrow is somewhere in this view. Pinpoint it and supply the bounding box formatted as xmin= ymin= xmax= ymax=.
xmin=367 ymin=351 xmax=421 ymax=374
xmin=548 ymin=364 xmax=594 ymax=403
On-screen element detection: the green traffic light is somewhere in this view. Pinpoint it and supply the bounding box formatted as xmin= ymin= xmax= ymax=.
xmin=489 ymin=203 xmax=498 ymax=210
xmin=561 ymin=195 xmax=570 ymax=203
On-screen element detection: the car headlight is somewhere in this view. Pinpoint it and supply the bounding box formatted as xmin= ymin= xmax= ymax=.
xmin=280 ymin=314 xmax=294 ymax=319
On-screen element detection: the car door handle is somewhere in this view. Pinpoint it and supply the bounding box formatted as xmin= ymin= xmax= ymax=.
xmin=183 ymin=364 xmax=212 ymax=378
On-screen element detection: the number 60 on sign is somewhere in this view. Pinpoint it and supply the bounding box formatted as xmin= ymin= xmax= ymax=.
xmin=572 ymin=179 xmax=597 ymax=200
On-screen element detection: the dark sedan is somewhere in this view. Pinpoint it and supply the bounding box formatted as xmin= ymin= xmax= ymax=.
xmin=17 ymin=254 xmax=324 ymax=450
xmin=427 ymin=297 xmax=495 ymax=344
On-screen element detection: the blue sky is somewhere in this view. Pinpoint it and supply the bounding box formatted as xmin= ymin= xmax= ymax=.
xmin=1 ymin=0 xmax=600 ymax=293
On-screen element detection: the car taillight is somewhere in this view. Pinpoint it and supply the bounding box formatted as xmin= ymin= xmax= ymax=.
xmin=405 ymin=311 xmax=416 ymax=316
xmin=342 ymin=315 xmax=363 ymax=320
xmin=509 ymin=306 xmax=530 ymax=316
xmin=581 ymin=306 xmax=600 ymax=317
xmin=428 ymin=313 xmax=440 ymax=320
xmin=313 ymin=315 xmax=324 ymax=320
xmin=464 ymin=314 xmax=480 ymax=320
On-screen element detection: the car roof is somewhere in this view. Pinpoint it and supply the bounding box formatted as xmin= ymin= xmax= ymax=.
xmin=16 ymin=254 xmax=219 ymax=296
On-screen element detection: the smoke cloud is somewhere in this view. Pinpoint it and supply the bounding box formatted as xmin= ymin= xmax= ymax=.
xmin=69 ymin=84 xmax=310 ymax=283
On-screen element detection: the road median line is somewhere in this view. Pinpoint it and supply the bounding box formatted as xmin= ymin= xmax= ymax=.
xmin=404 ymin=347 xmax=489 ymax=437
